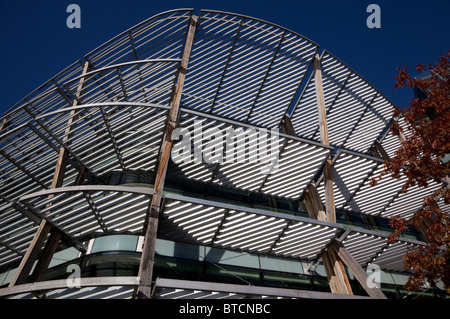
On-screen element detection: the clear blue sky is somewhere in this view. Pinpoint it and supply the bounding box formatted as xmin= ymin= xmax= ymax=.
xmin=0 ymin=0 xmax=449 ymax=116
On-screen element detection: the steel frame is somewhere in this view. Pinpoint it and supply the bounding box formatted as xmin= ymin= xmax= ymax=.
xmin=0 ymin=8 xmax=438 ymax=299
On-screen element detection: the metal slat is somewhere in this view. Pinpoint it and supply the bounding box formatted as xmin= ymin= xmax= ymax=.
xmin=159 ymin=195 xmax=343 ymax=260
xmin=339 ymin=228 xmax=426 ymax=272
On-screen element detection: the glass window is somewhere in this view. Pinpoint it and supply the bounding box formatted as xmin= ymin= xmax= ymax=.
xmin=335 ymin=210 xmax=352 ymax=229
xmin=374 ymin=216 xmax=393 ymax=233
xmin=48 ymin=247 xmax=80 ymax=268
xmin=124 ymin=172 xmax=139 ymax=184
xmin=205 ymin=264 xmax=261 ymax=286
xmin=259 ymin=255 xmax=302 ymax=274
xmin=261 ymin=272 xmax=312 ymax=290
xmin=155 ymin=239 xmax=204 ymax=261
xmin=380 ymin=269 xmax=396 ymax=285
xmin=0 ymin=269 xmax=16 ymax=287
xmin=274 ymin=198 xmax=294 ymax=214
xmin=204 ymin=247 xmax=259 ymax=268
xmin=313 ymin=263 xmax=327 ymax=277
xmin=346 ymin=211 xmax=368 ymax=228
xmin=311 ymin=276 xmax=331 ymax=292
xmin=91 ymin=235 xmax=138 ymax=253
xmin=138 ymin=172 xmax=153 ymax=184
xmin=82 ymin=253 xmax=140 ymax=277
xmin=109 ymin=172 xmax=122 ymax=185
xmin=390 ymin=271 xmax=410 ymax=286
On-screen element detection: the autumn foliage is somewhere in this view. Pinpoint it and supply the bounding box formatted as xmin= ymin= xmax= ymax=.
xmin=381 ymin=50 xmax=450 ymax=293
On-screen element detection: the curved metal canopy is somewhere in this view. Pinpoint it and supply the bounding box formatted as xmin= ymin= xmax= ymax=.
xmin=0 ymin=9 xmax=435 ymax=273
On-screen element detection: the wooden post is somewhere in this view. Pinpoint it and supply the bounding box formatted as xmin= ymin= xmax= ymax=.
xmin=303 ymin=184 xmax=327 ymax=221
xmin=303 ymin=183 xmax=352 ymax=295
xmin=314 ymin=54 xmax=329 ymax=145
xmin=280 ymin=88 xmax=352 ymax=295
xmin=313 ymin=54 xmax=335 ymax=222
xmin=371 ymin=141 xmax=390 ymax=160
xmin=306 ymin=54 xmax=353 ymax=295
xmin=322 ymin=246 xmax=353 ymax=295
xmin=29 ymin=230 xmax=62 ymax=282
xmin=136 ymin=15 xmax=198 ymax=299
xmin=51 ymin=61 xmax=90 ymax=189
xmin=8 ymin=221 xmax=52 ymax=286
xmin=9 ymin=62 xmax=90 ymax=287
xmin=329 ymin=241 xmax=387 ymax=299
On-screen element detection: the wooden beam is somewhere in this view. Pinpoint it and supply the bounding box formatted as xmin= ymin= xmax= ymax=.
xmin=281 ymin=83 xmax=351 ymax=295
xmin=8 ymin=221 xmax=52 ymax=286
xmin=322 ymin=247 xmax=353 ymax=295
xmin=313 ymin=53 xmax=336 ymax=223
xmin=304 ymin=184 xmax=327 ymax=221
xmin=50 ymin=61 xmax=90 ymax=190
xmin=9 ymin=62 xmax=90 ymax=287
xmin=371 ymin=141 xmax=390 ymax=160
xmin=309 ymin=57 xmax=386 ymax=297
xmin=136 ymin=15 xmax=198 ymax=299
xmin=307 ymin=56 xmax=355 ymax=294
xmin=280 ymin=114 xmax=296 ymax=136
xmin=313 ymin=54 xmax=329 ymax=145
xmin=323 ymin=158 xmax=335 ymax=223
xmin=303 ymin=184 xmax=351 ymax=294
xmin=28 ymin=230 xmax=62 ymax=283
xmin=329 ymin=240 xmax=387 ymax=299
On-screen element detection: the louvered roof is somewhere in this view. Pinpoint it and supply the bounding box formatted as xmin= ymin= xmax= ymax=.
xmin=0 ymin=9 xmax=437 ymax=273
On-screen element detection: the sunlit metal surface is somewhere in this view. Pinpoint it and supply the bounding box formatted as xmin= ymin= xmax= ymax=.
xmin=338 ymin=228 xmax=425 ymax=271
xmin=0 ymin=9 xmax=439 ymax=293
xmin=158 ymin=194 xmax=343 ymax=260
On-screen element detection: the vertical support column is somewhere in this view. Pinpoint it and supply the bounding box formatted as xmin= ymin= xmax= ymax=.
xmin=303 ymin=184 xmax=327 ymax=221
xmin=321 ymin=245 xmax=353 ymax=295
xmin=9 ymin=62 xmax=90 ymax=287
xmin=280 ymin=90 xmax=352 ymax=295
xmin=310 ymin=54 xmax=386 ymax=298
xmin=51 ymin=61 xmax=91 ymax=189
xmin=313 ymin=54 xmax=335 ymax=223
xmin=329 ymin=241 xmax=387 ymax=299
xmin=303 ymin=184 xmax=353 ymax=295
xmin=309 ymin=54 xmax=351 ymax=295
xmin=8 ymin=221 xmax=52 ymax=286
xmin=136 ymin=15 xmax=198 ymax=299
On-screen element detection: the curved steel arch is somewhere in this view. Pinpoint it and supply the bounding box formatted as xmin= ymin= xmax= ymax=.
xmin=0 ymin=9 xmax=431 ymax=296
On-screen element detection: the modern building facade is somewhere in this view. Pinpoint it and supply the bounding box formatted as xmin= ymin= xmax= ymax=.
xmin=0 ymin=9 xmax=447 ymax=299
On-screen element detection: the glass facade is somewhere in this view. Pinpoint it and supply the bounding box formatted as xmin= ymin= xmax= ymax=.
xmin=89 ymin=170 xmax=425 ymax=241
xmin=1 ymin=235 xmax=443 ymax=299
xmin=0 ymin=169 xmax=432 ymax=298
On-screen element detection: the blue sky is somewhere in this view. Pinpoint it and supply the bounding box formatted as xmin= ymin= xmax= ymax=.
xmin=0 ymin=0 xmax=449 ymax=115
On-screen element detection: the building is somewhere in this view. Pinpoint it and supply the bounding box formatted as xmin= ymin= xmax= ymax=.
xmin=0 ymin=9 xmax=447 ymax=300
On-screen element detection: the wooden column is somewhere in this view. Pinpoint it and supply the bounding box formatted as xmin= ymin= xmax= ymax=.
xmin=29 ymin=230 xmax=62 ymax=282
xmin=303 ymin=184 xmax=353 ymax=295
xmin=313 ymin=54 xmax=335 ymax=222
xmin=280 ymin=85 xmax=352 ymax=295
xmin=136 ymin=15 xmax=198 ymax=299
xmin=329 ymin=241 xmax=387 ymax=299
xmin=371 ymin=141 xmax=390 ymax=160
xmin=9 ymin=62 xmax=90 ymax=287
xmin=308 ymin=54 xmax=351 ymax=294
xmin=310 ymin=55 xmax=386 ymax=298
xmin=303 ymin=184 xmax=327 ymax=221
xmin=322 ymin=245 xmax=353 ymax=295
xmin=8 ymin=221 xmax=52 ymax=286
xmin=51 ymin=61 xmax=90 ymax=189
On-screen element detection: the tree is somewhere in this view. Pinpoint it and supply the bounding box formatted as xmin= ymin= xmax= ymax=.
xmin=377 ymin=50 xmax=450 ymax=294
